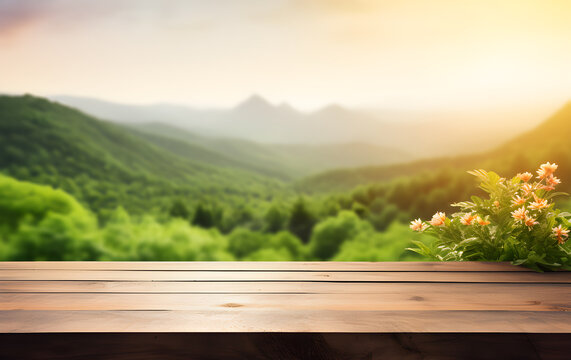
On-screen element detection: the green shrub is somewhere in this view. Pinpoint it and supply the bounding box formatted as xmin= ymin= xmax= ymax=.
xmin=309 ymin=211 xmax=373 ymax=260
xmin=409 ymin=164 xmax=571 ymax=271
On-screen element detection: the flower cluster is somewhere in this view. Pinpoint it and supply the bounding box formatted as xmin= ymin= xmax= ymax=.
xmin=408 ymin=162 xmax=570 ymax=271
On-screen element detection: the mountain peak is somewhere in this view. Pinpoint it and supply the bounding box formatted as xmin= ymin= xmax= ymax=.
xmin=235 ymin=94 xmax=273 ymax=112
xmin=315 ymin=103 xmax=347 ymax=116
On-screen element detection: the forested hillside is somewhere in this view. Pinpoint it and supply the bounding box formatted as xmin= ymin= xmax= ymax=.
xmin=0 ymin=95 xmax=285 ymax=218
xmin=298 ymin=101 xmax=571 ymax=194
xmin=0 ymin=172 xmax=430 ymax=261
xmin=290 ymin=101 xmax=571 ymax=239
xmin=127 ymin=122 xmax=412 ymax=180
xmin=1 ymin=95 xmax=569 ymax=262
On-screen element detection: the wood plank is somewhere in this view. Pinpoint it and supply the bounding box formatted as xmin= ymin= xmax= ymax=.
xmin=2 ymin=310 xmax=570 ymax=333
xmin=1 ymin=269 xmax=568 ymax=282
xmin=1 ymin=263 xmax=569 ymax=337
xmin=0 ymin=261 xmax=533 ymax=271
xmin=2 ymin=333 xmax=570 ymax=360
xmin=1 ymin=292 xmax=568 ymax=312
xmin=2 ymin=280 xmax=567 ymax=294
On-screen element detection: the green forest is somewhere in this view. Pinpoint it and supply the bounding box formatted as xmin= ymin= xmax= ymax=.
xmin=1 ymin=95 xmax=570 ymax=261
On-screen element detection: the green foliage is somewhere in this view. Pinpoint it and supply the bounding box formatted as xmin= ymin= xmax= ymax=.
xmin=7 ymin=212 xmax=103 ymax=261
xmin=335 ymin=223 xmax=430 ymax=261
xmin=408 ymin=166 xmax=571 ymax=271
xmin=0 ymin=174 xmax=87 ymax=228
xmin=351 ymin=202 xmax=369 ymax=219
xmin=264 ymin=204 xmax=287 ymax=233
xmin=243 ymin=248 xmax=293 ymax=261
xmin=309 ymin=211 xmax=373 ymax=260
xmin=169 ymin=200 xmax=190 ymax=219
xmin=100 ymin=214 xmax=233 ymax=261
xmin=192 ymin=203 xmax=215 ymax=228
xmin=268 ymin=231 xmax=305 ymax=259
xmin=0 ymin=173 xmax=426 ymax=262
xmin=227 ymin=228 xmax=267 ymax=259
xmin=0 ymin=174 xmax=102 ymax=260
xmin=227 ymin=228 xmax=305 ymax=260
xmin=288 ymin=198 xmax=317 ymax=243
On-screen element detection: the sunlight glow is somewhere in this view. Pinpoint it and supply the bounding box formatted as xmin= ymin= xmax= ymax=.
xmin=0 ymin=0 xmax=569 ymax=111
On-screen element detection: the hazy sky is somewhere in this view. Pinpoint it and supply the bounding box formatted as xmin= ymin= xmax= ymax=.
xmin=1 ymin=0 xmax=570 ymax=110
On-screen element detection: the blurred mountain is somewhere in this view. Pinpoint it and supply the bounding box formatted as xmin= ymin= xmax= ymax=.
xmin=49 ymin=95 xmax=210 ymax=125
xmin=297 ymin=100 xmax=571 ymax=193
xmin=127 ymin=122 xmax=413 ymax=180
xmin=50 ymin=95 xmax=544 ymax=158
xmin=494 ymin=101 xmax=571 ymax=155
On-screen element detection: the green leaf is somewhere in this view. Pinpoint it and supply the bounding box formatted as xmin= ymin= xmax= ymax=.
xmin=545 ymin=192 xmax=569 ymax=200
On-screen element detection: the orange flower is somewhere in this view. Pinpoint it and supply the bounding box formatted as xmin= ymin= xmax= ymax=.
xmin=493 ymin=200 xmax=500 ymax=208
xmin=521 ymin=183 xmax=534 ymax=196
xmin=474 ymin=215 xmax=490 ymax=226
xmin=529 ymin=195 xmax=548 ymax=210
xmin=537 ymin=162 xmax=558 ymax=179
xmin=429 ymin=212 xmax=446 ymax=226
xmin=478 ymin=218 xmax=490 ymax=226
xmin=524 ymin=216 xmax=539 ymax=228
xmin=541 ymin=185 xmax=556 ymax=192
xmin=511 ymin=207 xmax=527 ymax=221
xmin=460 ymin=213 xmax=475 ymax=225
xmin=517 ymin=172 xmax=533 ymax=182
xmin=540 ymin=162 xmax=558 ymax=176
xmin=410 ymin=218 xmax=427 ymax=232
xmin=547 ymin=176 xmax=561 ymax=186
xmin=552 ymin=225 xmax=569 ymax=244
xmin=511 ymin=195 xmax=526 ymax=206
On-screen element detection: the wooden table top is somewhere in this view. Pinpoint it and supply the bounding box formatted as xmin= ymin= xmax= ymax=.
xmin=1 ymin=262 xmax=570 ymax=333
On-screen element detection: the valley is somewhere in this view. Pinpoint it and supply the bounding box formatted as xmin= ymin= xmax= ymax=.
xmin=0 ymin=94 xmax=569 ymax=262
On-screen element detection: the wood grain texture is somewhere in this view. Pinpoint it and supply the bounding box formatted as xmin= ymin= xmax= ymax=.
xmin=0 ymin=262 xmax=570 ymax=335
xmin=1 ymin=280 xmax=567 ymax=294
xmin=2 ymin=292 xmax=569 ymax=311
xmin=0 ymin=261 xmax=534 ymax=271
xmin=2 ymin=269 xmax=568 ymax=282
xmin=2 ymin=310 xmax=571 ymax=333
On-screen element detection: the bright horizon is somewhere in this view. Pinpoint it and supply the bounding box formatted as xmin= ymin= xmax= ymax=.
xmin=1 ymin=0 xmax=570 ymax=112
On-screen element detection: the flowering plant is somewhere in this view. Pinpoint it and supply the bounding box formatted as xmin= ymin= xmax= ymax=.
xmin=408 ymin=162 xmax=571 ymax=271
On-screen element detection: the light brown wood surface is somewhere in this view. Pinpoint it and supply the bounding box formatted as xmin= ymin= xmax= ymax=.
xmin=0 ymin=261 xmax=533 ymax=271
xmin=1 ymin=262 xmax=569 ymax=333
xmin=2 ymin=269 xmax=569 ymax=282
